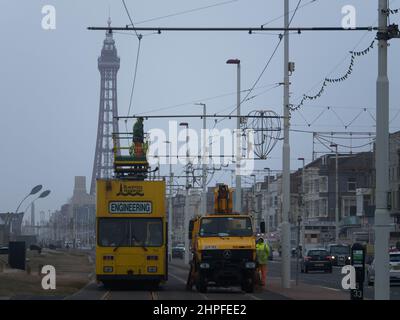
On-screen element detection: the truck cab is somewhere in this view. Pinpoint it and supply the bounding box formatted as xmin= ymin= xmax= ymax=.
xmin=186 ymin=184 xmax=257 ymax=293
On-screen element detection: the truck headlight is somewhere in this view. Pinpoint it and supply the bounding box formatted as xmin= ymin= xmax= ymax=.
xmin=200 ymin=263 xmax=210 ymax=269
xmin=103 ymin=266 xmax=113 ymax=273
xmin=147 ymin=266 xmax=157 ymax=273
xmin=245 ymin=262 xmax=256 ymax=269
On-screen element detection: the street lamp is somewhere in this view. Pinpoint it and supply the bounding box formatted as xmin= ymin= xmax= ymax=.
xmin=330 ymin=143 xmax=339 ymax=243
xmin=296 ymin=214 xmax=302 ymax=286
xmin=226 ymin=58 xmax=241 ymax=214
xmin=6 ymin=184 xmax=43 ymax=240
xmin=264 ymin=167 xmax=271 ymax=235
xmin=23 ymin=190 xmax=51 ymax=214
xmin=164 ymin=140 xmax=173 ymax=262
xmin=179 ymin=122 xmax=190 ymax=265
xmin=297 ymin=158 xmax=305 ymax=248
xmin=195 ymin=103 xmax=208 ymax=216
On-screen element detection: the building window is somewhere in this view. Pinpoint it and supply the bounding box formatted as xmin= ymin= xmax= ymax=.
xmin=319 ymin=176 xmax=328 ymax=193
xmin=348 ymin=178 xmax=357 ymax=192
xmin=342 ymin=198 xmax=357 ymax=217
xmin=319 ymin=198 xmax=328 ymax=217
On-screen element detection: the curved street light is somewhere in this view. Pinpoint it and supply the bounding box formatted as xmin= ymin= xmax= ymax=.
xmin=23 ymin=190 xmax=51 ymax=214
xmin=6 ymin=184 xmax=44 ymax=240
xmin=15 ymin=185 xmax=43 ymax=214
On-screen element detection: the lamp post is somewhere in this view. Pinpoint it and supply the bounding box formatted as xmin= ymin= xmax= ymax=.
xmin=23 ymin=190 xmax=51 ymax=236
xmin=264 ymin=167 xmax=271 ymax=235
xmin=297 ymin=158 xmax=305 ymax=249
xmin=6 ymin=185 xmax=44 ymax=240
xmin=180 ymin=122 xmax=190 ymax=264
xmin=330 ymin=143 xmax=339 ymax=243
xmin=375 ymin=0 xmax=391 ymax=299
xmin=164 ymin=140 xmax=173 ymax=262
xmin=226 ymin=58 xmax=241 ymax=214
xmin=281 ymin=0 xmax=291 ymax=289
xmin=296 ymin=214 xmax=302 ymax=286
xmin=195 ymin=103 xmax=207 ymax=216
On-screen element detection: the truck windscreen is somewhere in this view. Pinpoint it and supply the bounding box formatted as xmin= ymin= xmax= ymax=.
xmin=330 ymin=246 xmax=350 ymax=254
xmin=98 ymin=218 xmax=163 ymax=247
xmin=199 ymin=217 xmax=253 ymax=237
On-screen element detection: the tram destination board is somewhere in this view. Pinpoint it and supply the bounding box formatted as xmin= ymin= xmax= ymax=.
xmin=109 ymin=201 xmax=152 ymax=214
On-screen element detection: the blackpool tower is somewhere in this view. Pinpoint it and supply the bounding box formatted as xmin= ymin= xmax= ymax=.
xmin=90 ymin=18 xmax=120 ymax=195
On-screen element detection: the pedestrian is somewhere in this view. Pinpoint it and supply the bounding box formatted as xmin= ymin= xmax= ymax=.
xmin=256 ymin=237 xmax=270 ymax=288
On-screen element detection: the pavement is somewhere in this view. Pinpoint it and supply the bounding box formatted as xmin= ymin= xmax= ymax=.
xmin=268 ymin=257 xmax=400 ymax=300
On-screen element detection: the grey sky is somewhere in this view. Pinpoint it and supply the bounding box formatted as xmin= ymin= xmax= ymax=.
xmin=1 ymin=0 xmax=400 ymax=216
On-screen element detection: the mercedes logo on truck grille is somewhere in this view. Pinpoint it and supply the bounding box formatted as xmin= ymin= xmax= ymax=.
xmin=223 ymin=250 xmax=232 ymax=259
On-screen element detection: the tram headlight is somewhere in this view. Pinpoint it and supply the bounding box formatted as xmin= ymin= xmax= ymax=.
xmin=103 ymin=266 xmax=113 ymax=273
xmin=147 ymin=266 xmax=157 ymax=273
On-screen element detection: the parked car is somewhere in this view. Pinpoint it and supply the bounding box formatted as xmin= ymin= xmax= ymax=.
xmin=367 ymin=251 xmax=400 ymax=286
xmin=172 ymin=246 xmax=185 ymax=259
xmin=29 ymin=244 xmax=42 ymax=254
xmin=0 ymin=246 xmax=8 ymax=255
xmin=326 ymin=244 xmax=351 ymax=266
xmin=301 ymin=248 xmax=333 ymax=273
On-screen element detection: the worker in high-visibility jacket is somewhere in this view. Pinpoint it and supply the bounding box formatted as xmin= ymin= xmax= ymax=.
xmin=256 ymin=237 xmax=270 ymax=287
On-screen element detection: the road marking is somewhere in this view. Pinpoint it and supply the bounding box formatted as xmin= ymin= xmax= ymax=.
xmin=168 ymin=271 xmax=209 ymax=300
xmin=245 ymin=293 xmax=262 ymax=300
xmin=101 ymin=291 xmax=110 ymax=300
xmin=151 ymin=291 xmax=158 ymax=300
xmin=63 ymin=280 xmax=95 ymax=300
xmin=318 ymin=286 xmax=341 ymax=292
xmin=168 ymin=271 xmax=187 ymax=285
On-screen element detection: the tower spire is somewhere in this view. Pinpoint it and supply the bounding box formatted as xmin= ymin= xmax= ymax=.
xmin=90 ymin=18 xmax=121 ymax=195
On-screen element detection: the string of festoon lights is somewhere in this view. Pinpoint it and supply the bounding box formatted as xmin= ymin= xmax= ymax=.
xmin=382 ymin=7 xmax=400 ymax=15
xmin=291 ymin=40 xmax=375 ymax=112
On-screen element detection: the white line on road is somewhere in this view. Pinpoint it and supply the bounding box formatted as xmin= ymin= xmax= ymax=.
xmin=101 ymin=291 xmax=110 ymax=300
xmin=168 ymin=269 xmax=209 ymax=300
xmin=318 ymin=286 xmax=341 ymax=292
xmin=245 ymin=293 xmax=262 ymax=300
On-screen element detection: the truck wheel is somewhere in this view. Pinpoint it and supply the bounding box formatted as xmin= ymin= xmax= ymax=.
xmin=242 ymin=277 xmax=254 ymax=293
xmin=196 ymin=275 xmax=207 ymax=293
xmin=186 ymin=265 xmax=194 ymax=291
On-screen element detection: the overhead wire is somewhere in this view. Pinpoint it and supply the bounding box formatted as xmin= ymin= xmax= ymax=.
xmin=212 ymin=1 xmax=304 ymax=129
xmin=121 ymin=0 xmax=144 ymax=133
xmin=133 ymin=0 xmax=240 ymax=25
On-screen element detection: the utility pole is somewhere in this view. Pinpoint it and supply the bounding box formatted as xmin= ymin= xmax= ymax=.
xmin=330 ymin=143 xmax=339 ymax=243
xmin=297 ymin=158 xmax=305 ymax=249
xmin=296 ymin=215 xmax=302 ymax=286
xmin=375 ymin=0 xmax=391 ymax=300
xmin=165 ymin=141 xmax=173 ymax=262
xmin=227 ymin=59 xmax=241 ymax=214
xmin=195 ymin=103 xmax=207 ymax=216
xmin=251 ymin=174 xmax=257 ymax=228
xmin=264 ymin=167 xmax=271 ymax=235
xmin=180 ymin=122 xmax=190 ymax=265
xmin=281 ymin=0 xmax=291 ymax=289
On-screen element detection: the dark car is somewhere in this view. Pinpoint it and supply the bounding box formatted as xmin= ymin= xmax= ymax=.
xmin=0 ymin=246 xmax=8 ymax=255
xmin=172 ymin=246 xmax=185 ymax=259
xmin=301 ymin=249 xmax=333 ymax=273
xmin=29 ymin=244 xmax=42 ymax=254
xmin=326 ymin=244 xmax=351 ymax=266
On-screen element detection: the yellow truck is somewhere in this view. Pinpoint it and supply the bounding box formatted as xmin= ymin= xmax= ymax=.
xmin=186 ymin=184 xmax=258 ymax=293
